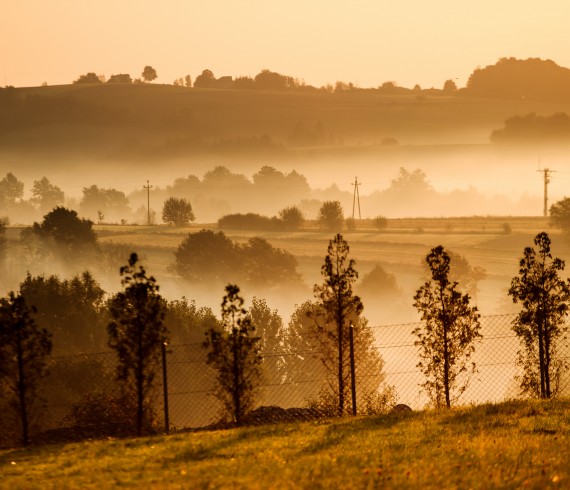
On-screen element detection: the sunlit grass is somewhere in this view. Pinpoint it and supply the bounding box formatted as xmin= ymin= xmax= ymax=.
xmin=1 ymin=400 xmax=568 ymax=489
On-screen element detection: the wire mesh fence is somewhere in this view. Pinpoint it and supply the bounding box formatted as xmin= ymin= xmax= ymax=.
xmin=5 ymin=313 xmax=569 ymax=443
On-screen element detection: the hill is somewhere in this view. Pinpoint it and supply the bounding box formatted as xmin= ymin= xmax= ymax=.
xmin=1 ymin=400 xmax=568 ymax=489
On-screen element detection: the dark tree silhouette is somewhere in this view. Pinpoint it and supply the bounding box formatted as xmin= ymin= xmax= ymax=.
xmin=107 ymin=74 xmax=132 ymax=84
xmin=161 ymin=197 xmax=195 ymax=226
xmin=317 ymin=201 xmax=344 ymax=232
xmin=0 ymin=292 xmax=52 ymax=445
xmin=142 ymin=66 xmax=158 ymax=83
xmin=73 ymin=72 xmax=102 ymax=84
xmin=550 ymin=197 xmax=570 ymax=234
xmin=19 ymin=272 xmax=107 ymax=353
xmin=313 ymin=234 xmax=363 ymax=416
xmin=194 ymin=69 xmax=216 ymax=88
xmin=204 ymin=285 xmax=262 ymax=426
xmin=108 ymin=253 xmax=168 ymax=436
xmin=508 ymin=232 xmax=570 ymax=398
xmin=413 ymin=246 xmax=481 ymax=408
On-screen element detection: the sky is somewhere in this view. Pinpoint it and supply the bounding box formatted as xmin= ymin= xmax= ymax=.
xmin=2 ymin=1 xmax=570 ymax=89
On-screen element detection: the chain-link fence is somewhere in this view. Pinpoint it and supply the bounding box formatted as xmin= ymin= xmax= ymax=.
xmin=6 ymin=313 xmax=569 ymax=443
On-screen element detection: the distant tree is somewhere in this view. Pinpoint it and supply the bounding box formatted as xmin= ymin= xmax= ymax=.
xmin=313 ymin=234 xmax=363 ymax=416
xmin=165 ymin=297 xmax=217 ymax=345
xmin=317 ymin=201 xmax=344 ymax=232
xmin=142 ymin=66 xmax=158 ymax=83
xmin=31 ymin=177 xmax=64 ymax=213
xmin=550 ymin=197 xmax=570 ymax=233
xmin=204 ymin=284 xmax=262 ymax=426
xmin=0 ymin=292 xmax=52 ymax=445
xmin=374 ymin=215 xmax=388 ymax=230
xmin=491 ymin=113 xmax=570 ymax=144
xmin=25 ymin=207 xmax=98 ymax=261
xmin=107 ymin=74 xmax=133 ymax=84
xmin=443 ymin=79 xmax=458 ymax=93
xmin=413 ymin=246 xmax=481 ymax=408
xmin=184 ymin=75 xmax=192 ymax=87
xmin=240 ymin=237 xmax=301 ymax=286
xmin=19 ymin=271 xmax=107 ymax=353
xmin=508 ymin=232 xmax=570 ymax=398
xmin=80 ymin=185 xmax=130 ymax=220
xmin=194 ymin=69 xmax=216 ymax=88
xmin=278 ymin=206 xmax=304 ymax=230
xmin=73 ymin=72 xmax=102 ymax=84
xmin=0 ymin=172 xmax=24 ymax=210
xmin=162 ymin=197 xmax=195 ymax=226
xmin=173 ymin=229 xmax=237 ymax=283
xmin=108 ymin=253 xmax=168 ymax=436
xmin=254 ymin=69 xmax=297 ymax=91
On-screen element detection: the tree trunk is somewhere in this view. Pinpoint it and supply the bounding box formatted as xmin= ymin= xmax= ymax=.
xmin=16 ymin=333 xmax=29 ymax=446
xmin=537 ymin=314 xmax=547 ymax=398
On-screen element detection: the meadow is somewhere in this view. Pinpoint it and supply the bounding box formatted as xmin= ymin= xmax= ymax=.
xmin=1 ymin=400 xmax=568 ymax=489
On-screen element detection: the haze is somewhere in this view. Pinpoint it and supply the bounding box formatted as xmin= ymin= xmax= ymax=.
xmin=2 ymin=1 xmax=570 ymax=89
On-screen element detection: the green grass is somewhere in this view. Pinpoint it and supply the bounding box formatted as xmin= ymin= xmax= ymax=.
xmin=1 ymin=400 xmax=568 ymax=489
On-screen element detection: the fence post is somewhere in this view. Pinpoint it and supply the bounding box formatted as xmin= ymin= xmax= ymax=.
xmin=161 ymin=341 xmax=170 ymax=434
xmin=349 ymin=323 xmax=357 ymax=416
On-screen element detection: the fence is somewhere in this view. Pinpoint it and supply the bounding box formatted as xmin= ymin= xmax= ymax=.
xmin=9 ymin=314 xmax=570 ymax=440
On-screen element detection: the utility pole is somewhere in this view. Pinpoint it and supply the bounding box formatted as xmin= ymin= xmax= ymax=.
xmin=143 ymin=180 xmax=153 ymax=225
xmin=351 ymin=177 xmax=361 ymax=220
xmin=537 ymin=169 xmax=554 ymax=217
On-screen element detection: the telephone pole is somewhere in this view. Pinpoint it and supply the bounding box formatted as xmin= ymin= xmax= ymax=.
xmin=143 ymin=180 xmax=153 ymax=225
xmin=537 ymin=169 xmax=554 ymax=217
xmin=351 ymin=177 xmax=361 ymax=220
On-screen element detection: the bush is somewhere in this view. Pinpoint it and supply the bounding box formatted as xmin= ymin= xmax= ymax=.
xmin=218 ymin=213 xmax=277 ymax=231
xmin=66 ymin=391 xmax=161 ymax=438
xmin=374 ymin=215 xmax=388 ymax=230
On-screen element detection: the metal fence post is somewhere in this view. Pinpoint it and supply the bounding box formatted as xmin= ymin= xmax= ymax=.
xmin=161 ymin=341 xmax=170 ymax=434
xmin=349 ymin=323 xmax=357 ymax=416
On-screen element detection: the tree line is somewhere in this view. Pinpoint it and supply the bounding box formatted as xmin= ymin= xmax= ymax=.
xmin=1 ymin=228 xmax=569 ymax=446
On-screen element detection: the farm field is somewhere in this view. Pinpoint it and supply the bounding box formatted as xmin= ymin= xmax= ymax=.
xmin=92 ymin=216 xmax=566 ymax=319
xmin=1 ymin=400 xmax=568 ymax=489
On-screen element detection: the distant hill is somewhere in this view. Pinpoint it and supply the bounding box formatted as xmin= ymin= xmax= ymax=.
xmin=463 ymin=57 xmax=570 ymax=101
xmin=2 ymin=58 xmax=570 ymax=161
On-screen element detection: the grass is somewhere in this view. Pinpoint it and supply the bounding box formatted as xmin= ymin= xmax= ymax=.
xmin=1 ymin=400 xmax=568 ymax=489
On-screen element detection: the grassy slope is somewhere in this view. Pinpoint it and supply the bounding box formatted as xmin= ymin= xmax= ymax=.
xmin=1 ymin=400 xmax=568 ymax=489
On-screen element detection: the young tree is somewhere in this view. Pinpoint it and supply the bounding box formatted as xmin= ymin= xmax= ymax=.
xmin=508 ymin=232 xmax=570 ymax=398
xmin=278 ymin=206 xmax=304 ymax=230
xmin=313 ymin=233 xmax=363 ymax=416
xmin=108 ymin=253 xmax=168 ymax=436
xmin=204 ymin=285 xmax=262 ymax=426
xmin=161 ymin=197 xmax=195 ymax=226
xmin=317 ymin=201 xmax=344 ymax=232
xmin=413 ymin=246 xmax=481 ymax=408
xmin=0 ymin=292 xmax=52 ymax=445
xmin=142 ymin=65 xmax=158 ymax=83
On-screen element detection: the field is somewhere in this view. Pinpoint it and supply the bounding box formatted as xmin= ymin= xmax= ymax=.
xmin=92 ymin=215 xmax=565 ymax=321
xmin=1 ymin=400 xmax=568 ymax=489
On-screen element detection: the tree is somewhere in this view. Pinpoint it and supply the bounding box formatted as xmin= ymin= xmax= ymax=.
xmin=313 ymin=234 xmax=363 ymax=416
xmin=278 ymin=206 xmax=304 ymax=230
xmin=194 ymin=69 xmax=216 ymax=88
xmin=184 ymin=75 xmax=192 ymax=87
xmin=204 ymin=284 xmax=262 ymax=426
xmin=107 ymin=74 xmax=133 ymax=84
xmin=317 ymin=201 xmax=344 ymax=232
xmin=25 ymin=207 xmax=98 ymax=262
xmin=80 ymin=185 xmax=130 ymax=221
xmin=173 ymin=229 xmax=237 ymax=283
xmin=413 ymin=246 xmax=481 ymax=408
xmin=0 ymin=172 xmax=24 ymax=210
xmin=19 ymin=272 xmax=107 ymax=353
xmin=240 ymin=237 xmax=301 ymax=286
xmin=73 ymin=72 xmax=102 ymax=84
xmin=508 ymin=232 xmax=570 ymax=398
xmin=443 ymin=79 xmax=458 ymax=93
xmin=31 ymin=177 xmax=64 ymax=213
xmin=108 ymin=253 xmax=168 ymax=436
xmin=142 ymin=66 xmax=157 ymax=83
xmin=0 ymin=292 xmax=52 ymax=445
xmin=161 ymin=197 xmax=195 ymax=226
xmin=550 ymin=197 xmax=570 ymax=234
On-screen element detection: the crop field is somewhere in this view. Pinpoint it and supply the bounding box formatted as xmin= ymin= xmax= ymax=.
xmin=1 ymin=400 xmax=568 ymax=489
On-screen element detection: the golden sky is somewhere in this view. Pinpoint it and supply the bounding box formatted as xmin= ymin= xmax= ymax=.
xmin=2 ymin=0 xmax=569 ymax=88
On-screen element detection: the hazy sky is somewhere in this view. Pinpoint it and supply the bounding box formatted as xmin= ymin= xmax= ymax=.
xmin=2 ymin=1 xmax=570 ymax=89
